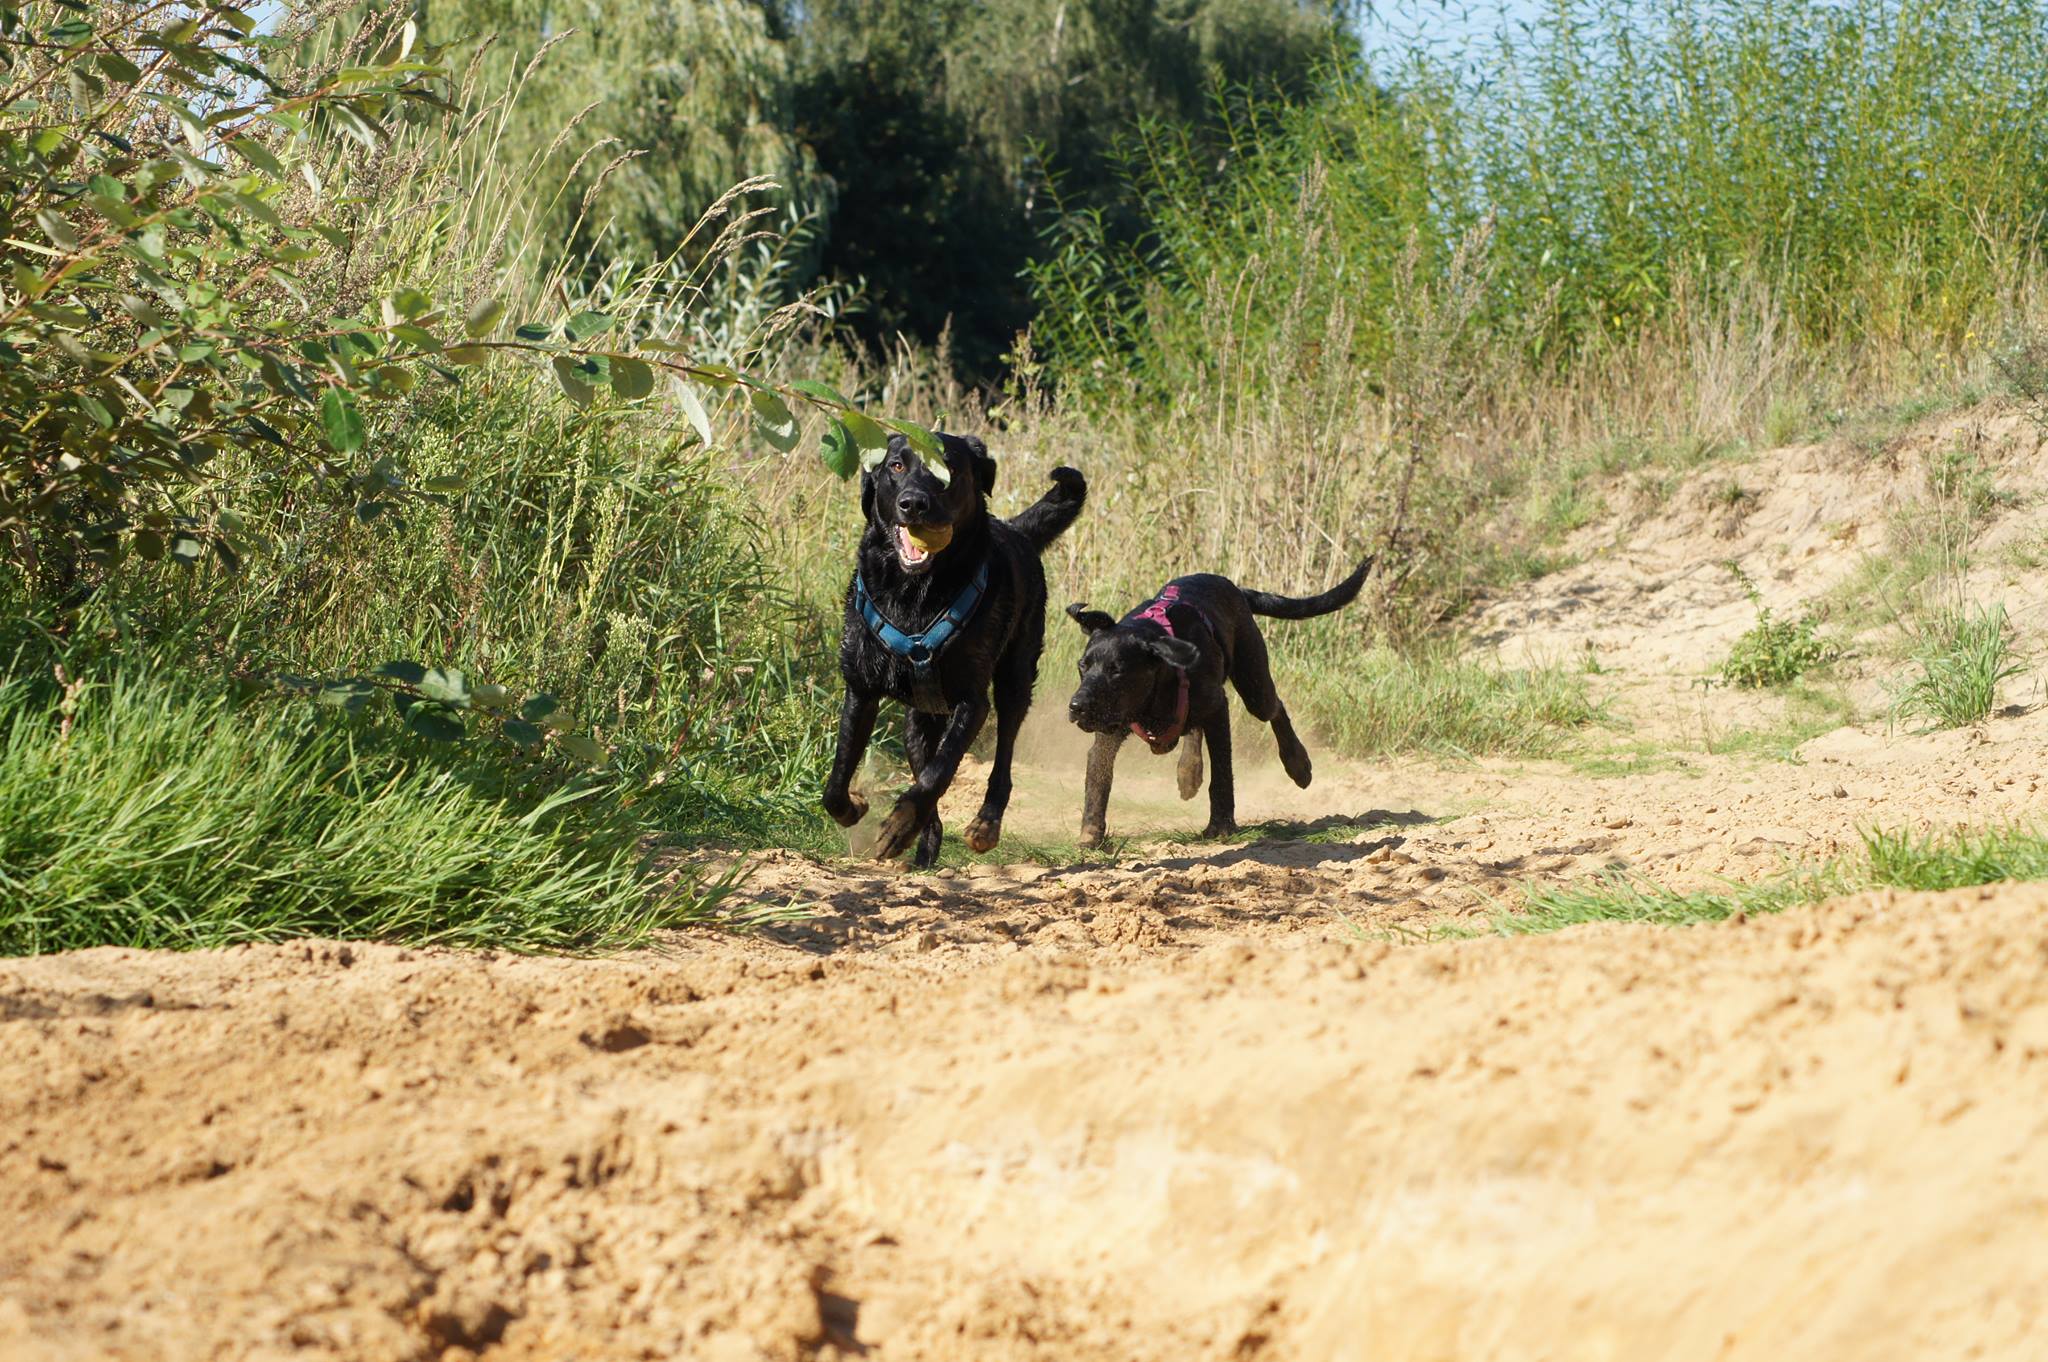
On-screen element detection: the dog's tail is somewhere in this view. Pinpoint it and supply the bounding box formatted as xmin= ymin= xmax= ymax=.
xmin=1243 ymin=554 xmax=1376 ymax=620
xmin=1007 ymin=466 xmax=1087 ymax=552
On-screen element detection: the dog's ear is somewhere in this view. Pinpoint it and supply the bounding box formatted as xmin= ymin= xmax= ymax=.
xmin=859 ymin=467 xmax=877 ymax=525
xmin=1066 ymin=603 xmax=1116 ymax=633
xmin=962 ymin=434 xmax=995 ymax=497
xmin=1143 ymin=634 xmax=1201 ymax=670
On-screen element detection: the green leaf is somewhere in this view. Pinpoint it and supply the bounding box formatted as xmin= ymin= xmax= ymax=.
xmin=520 ymin=694 xmax=558 ymax=722
xmin=554 ymin=732 xmax=608 ymax=765
xmin=502 ymin=719 xmax=544 ymax=747
xmin=840 ymin=409 xmax=889 ymax=450
xmin=676 ymin=380 xmax=713 ymax=447
xmin=471 ymin=683 xmax=512 ymax=709
xmin=882 ymin=417 xmax=943 ymax=461
xmin=751 ymin=388 xmax=799 ymax=452
xmin=820 ymin=418 xmax=858 ymax=478
xmin=35 ymin=209 xmax=78 ymax=251
xmin=375 ymin=660 xmax=427 ymax=685
xmin=389 ymin=287 xmax=432 ymax=320
xmin=317 ymin=681 xmax=372 ymax=714
xmin=96 ymin=51 xmax=144 ymax=84
xmin=419 ymin=667 xmax=468 ymax=704
xmin=133 ymin=528 xmax=164 ymax=561
xmin=444 ymin=345 xmax=487 ymax=365
xmin=552 ymin=356 xmax=594 ymax=407
xmin=564 ymin=310 xmax=613 ymax=342
xmin=464 ymin=297 xmax=505 ymax=337
xmin=422 ymin=475 xmax=466 ymax=494
xmin=319 ymin=388 xmax=365 ymax=454
xmin=407 ymin=707 xmax=466 ymax=742
xmin=788 ymin=378 xmax=852 ymax=407
xmin=610 ymin=355 xmax=655 ymax=401
xmin=226 ymin=136 xmax=281 ymax=175
xmin=514 ymin=322 xmax=551 ymax=342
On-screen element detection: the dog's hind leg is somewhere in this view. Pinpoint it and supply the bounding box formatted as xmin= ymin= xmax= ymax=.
xmin=1176 ymin=729 xmax=1204 ymax=800
xmin=874 ymin=698 xmax=990 ymax=865
xmin=1227 ymin=625 xmax=1313 ymax=789
xmin=1080 ymin=729 xmax=1127 ymax=848
xmin=822 ymin=690 xmax=879 ymax=827
xmin=966 ymin=660 xmax=1032 ymax=854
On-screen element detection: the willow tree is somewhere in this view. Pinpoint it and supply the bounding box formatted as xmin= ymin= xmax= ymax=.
xmin=416 ymin=0 xmax=825 ymax=267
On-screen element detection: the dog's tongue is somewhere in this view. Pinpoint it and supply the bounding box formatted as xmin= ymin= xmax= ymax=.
xmin=895 ymin=525 xmax=929 ymax=564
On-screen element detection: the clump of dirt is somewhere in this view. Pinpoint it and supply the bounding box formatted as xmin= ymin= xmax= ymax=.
xmin=6 ymin=405 xmax=2048 ymax=1360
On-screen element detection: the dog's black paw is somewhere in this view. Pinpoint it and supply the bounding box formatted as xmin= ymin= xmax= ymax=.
xmin=872 ymin=798 xmax=925 ymax=861
xmin=825 ymin=789 xmax=869 ymax=828
xmin=1201 ymin=818 xmax=1238 ymax=841
xmin=1047 ymin=466 xmax=1085 ymax=496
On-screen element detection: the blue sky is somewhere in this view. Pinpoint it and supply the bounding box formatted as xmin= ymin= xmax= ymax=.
xmin=1355 ymin=0 xmax=1557 ymax=72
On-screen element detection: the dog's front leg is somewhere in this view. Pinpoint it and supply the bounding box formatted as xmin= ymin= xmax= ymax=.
xmin=1079 ymin=729 xmax=1127 ymax=848
xmin=1201 ymin=713 xmax=1237 ymax=839
xmin=822 ymin=689 xmax=879 ymax=827
xmin=873 ymin=697 xmax=989 ymax=862
xmin=1175 ymin=728 xmax=1204 ymax=801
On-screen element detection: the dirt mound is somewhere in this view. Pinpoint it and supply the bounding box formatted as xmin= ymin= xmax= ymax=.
xmin=9 ymin=404 xmax=2048 ymax=1359
xmin=6 ymin=879 xmax=2048 ymax=1360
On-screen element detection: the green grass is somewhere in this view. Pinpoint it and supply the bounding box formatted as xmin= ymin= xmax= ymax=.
xmin=1888 ymin=603 xmax=2025 ymax=731
xmin=0 ymin=675 xmax=727 ymax=955
xmin=1501 ymin=825 xmax=2048 ymax=935
xmin=1289 ymin=642 xmax=1605 ymax=760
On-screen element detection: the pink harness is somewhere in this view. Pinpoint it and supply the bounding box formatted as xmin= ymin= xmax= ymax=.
xmin=1125 ymin=583 xmax=1198 ymax=755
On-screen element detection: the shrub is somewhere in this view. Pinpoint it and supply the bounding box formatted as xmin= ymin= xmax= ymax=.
xmin=1719 ymin=564 xmax=1835 ymax=688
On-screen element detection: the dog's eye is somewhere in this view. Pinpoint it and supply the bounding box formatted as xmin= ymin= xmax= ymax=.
xmin=888 ymin=459 xmax=905 ymax=474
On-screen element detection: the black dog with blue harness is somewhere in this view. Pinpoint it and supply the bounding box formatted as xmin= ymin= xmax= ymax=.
xmin=821 ymin=431 xmax=1087 ymax=867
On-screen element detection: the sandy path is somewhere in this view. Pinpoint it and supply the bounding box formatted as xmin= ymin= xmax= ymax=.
xmin=6 ymin=410 xmax=2048 ymax=1360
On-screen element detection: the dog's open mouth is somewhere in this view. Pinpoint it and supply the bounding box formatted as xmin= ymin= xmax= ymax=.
xmin=895 ymin=523 xmax=953 ymax=568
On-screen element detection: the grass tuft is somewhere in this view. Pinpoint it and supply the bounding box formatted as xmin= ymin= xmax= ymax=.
xmin=1290 ymin=642 xmax=1603 ymax=759
xmin=1888 ymin=603 xmax=2025 ymax=731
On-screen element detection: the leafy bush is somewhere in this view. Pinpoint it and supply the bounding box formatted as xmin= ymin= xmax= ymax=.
xmin=1719 ymin=564 xmax=1835 ymax=688
xmin=1888 ymin=602 xmax=2025 ymax=731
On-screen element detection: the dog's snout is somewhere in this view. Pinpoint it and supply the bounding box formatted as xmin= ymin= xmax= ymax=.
xmin=896 ymin=490 xmax=931 ymax=522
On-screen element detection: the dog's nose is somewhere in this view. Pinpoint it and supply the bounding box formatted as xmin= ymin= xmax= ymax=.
xmin=896 ymin=491 xmax=931 ymax=522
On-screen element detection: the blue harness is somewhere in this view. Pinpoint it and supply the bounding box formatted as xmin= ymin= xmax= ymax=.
xmin=854 ymin=558 xmax=990 ymax=713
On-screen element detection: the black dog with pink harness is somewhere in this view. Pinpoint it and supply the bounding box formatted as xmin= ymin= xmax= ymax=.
xmin=1122 ymin=582 xmax=1210 ymax=754
xmin=1064 ymin=556 xmax=1375 ymax=846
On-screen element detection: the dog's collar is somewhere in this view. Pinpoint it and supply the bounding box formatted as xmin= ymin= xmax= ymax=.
xmin=854 ymin=557 xmax=991 ymax=713
xmin=1124 ymin=583 xmax=1203 ymax=755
